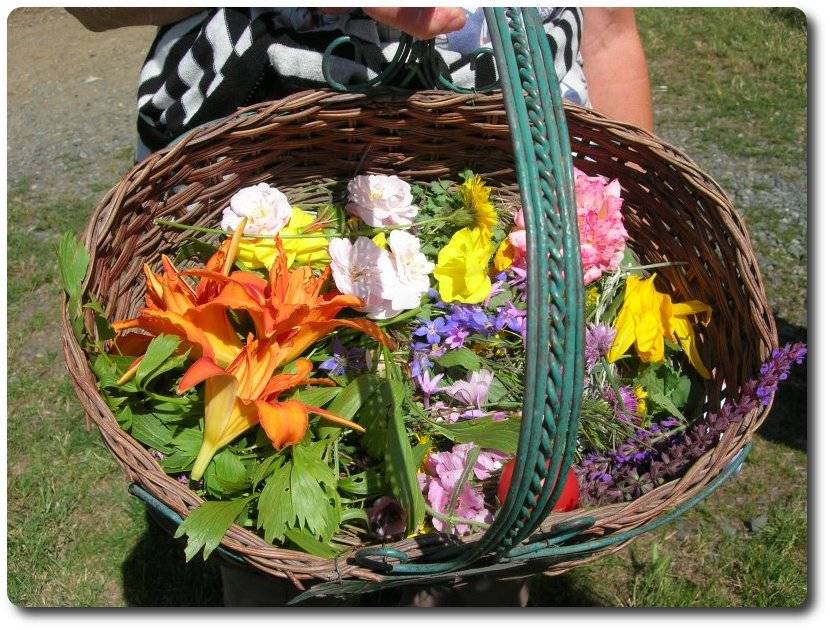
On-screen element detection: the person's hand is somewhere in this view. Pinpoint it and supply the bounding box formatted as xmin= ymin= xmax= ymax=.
xmin=322 ymin=7 xmax=467 ymax=39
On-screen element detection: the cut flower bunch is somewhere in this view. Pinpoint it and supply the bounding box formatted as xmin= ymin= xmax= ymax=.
xmin=58 ymin=168 xmax=806 ymax=561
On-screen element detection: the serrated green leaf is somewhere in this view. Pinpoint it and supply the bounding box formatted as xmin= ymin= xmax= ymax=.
xmin=257 ymin=458 xmax=293 ymax=543
xmin=92 ymin=354 xmax=139 ymax=389
xmin=251 ymin=453 xmax=283 ymax=489
xmin=85 ymin=299 xmax=115 ymax=341
xmin=131 ymin=411 xmax=175 ymax=453
xmin=428 ymin=415 xmax=520 ymax=455
xmin=204 ymin=448 xmax=250 ymax=497
xmin=291 ymin=442 xmax=340 ymax=538
xmin=175 ymin=495 xmax=256 ymax=561
xmin=648 ymin=389 xmax=687 ymax=422
xmin=161 ymin=428 xmax=203 ymax=473
xmin=136 ymin=334 xmax=180 ymax=388
xmin=434 ymin=347 xmax=481 ymax=371
xmin=144 ymin=350 xmax=190 ymax=386
xmin=290 ymin=386 xmax=342 ymax=409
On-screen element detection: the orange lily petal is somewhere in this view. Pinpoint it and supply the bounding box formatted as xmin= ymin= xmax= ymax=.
xmin=256 ymin=399 xmax=309 ymax=449
xmin=261 ymin=358 xmax=314 ymax=398
xmin=178 ymin=356 xmax=228 ymax=394
xmin=305 ymin=405 xmax=366 ymax=433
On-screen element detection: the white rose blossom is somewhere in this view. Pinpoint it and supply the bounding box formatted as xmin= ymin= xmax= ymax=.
xmin=382 ymin=230 xmax=435 ymax=311
xmin=346 ymin=174 xmax=419 ymax=227
xmin=328 ymin=237 xmax=401 ymax=320
xmin=220 ymin=183 xmax=293 ymax=235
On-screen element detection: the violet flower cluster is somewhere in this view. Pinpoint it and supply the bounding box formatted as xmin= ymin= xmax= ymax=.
xmin=576 ymin=342 xmax=806 ymax=506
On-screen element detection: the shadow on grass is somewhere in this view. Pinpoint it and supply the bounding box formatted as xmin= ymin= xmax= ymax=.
xmin=121 ymin=510 xmax=224 ymax=606
xmin=756 ymin=317 xmax=808 ymax=452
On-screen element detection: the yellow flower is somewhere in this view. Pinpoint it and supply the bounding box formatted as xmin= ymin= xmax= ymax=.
xmin=371 ymin=231 xmax=387 ymax=249
xmin=434 ymin=226 xmax=495 ymax=304
xmin=493 ymin=238 xmax=515 ymax=272
xmin=607 ymin=274 xmax=713 ymax=379
xmin=585 ymin=286 xmax=600 ymax=308
xmin=459 ymin=174 xmax=497 ymax=234
xmin=634 ymin=385 xmax=648 ymax=415
xmin=236 ymin=207 xmax=330 ymax=270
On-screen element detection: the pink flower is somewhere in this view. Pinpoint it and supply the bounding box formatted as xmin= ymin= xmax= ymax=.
xmin=573 ymin=167 xmax=628 ymax=284
xmin=220 ymin=183 xmax=293 ymax=235
xmin=381 ymin=230 xmax=434 ymax=311
xmin=444 ymin=369 xmax=493 ymax=409
xmin=418 ymin=443 xmax=506 ymax=535
xmin=346 ymin=174 xmax=419 ymax=227
xmin=328 ymin=236 xmax=400 ymax=319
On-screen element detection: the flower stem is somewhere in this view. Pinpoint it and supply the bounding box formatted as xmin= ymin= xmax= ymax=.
xmin=424 ymin=506 xmax=489 ymax=530
xmin=446 ymin=445 xmax=480 ymax=521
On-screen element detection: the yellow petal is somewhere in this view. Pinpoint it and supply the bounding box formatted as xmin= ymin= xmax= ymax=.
xmin=669 ymin=315 xmax=712 ymax=379
xmin=493 ymin=238 xmax=515 ymax=272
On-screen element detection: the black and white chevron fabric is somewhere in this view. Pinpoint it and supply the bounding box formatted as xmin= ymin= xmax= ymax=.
xmin=135 ymin=7 xmax=588 ymax=159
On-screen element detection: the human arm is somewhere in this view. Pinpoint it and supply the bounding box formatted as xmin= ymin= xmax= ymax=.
xmin=66 ymin=8 xmax=204 ymax=32
xmin=580 ymin=8 xmax=654 ymax=132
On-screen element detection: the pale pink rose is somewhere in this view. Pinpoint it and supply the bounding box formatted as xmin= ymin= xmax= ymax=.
xmin=346 ymin=174 xmax=419 ymax=227
xmin=220 ymin=183 xmax=293 ymax=235
xmin=328 ymin=237 xmax=400 ymax=319
xmin=381 ymin=230 xmax=434 ymax=311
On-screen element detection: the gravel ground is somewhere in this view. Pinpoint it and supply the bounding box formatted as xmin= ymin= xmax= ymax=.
xmin=7 ymin=8 xmax=155 ymax=201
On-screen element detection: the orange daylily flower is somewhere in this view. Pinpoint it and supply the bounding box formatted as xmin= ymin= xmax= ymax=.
xmin=116 ymin=225 xmax=393 ymax=479
xmin=112 ymin=237 xmax=243 ymax=367
xmin=180 ymin=342 xmax=364 ymax=480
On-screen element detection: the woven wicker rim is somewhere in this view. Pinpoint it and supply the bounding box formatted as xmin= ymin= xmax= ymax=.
xmin=61 ymin=89 xmax=777 ymax=588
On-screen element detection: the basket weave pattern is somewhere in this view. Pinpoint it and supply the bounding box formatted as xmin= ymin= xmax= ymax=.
xmin=61 ymin=90 xmax=776 ymax=587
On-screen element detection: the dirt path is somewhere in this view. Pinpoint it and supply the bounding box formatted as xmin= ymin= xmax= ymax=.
xmin=7 ymin=8 xmax=156 ymax=200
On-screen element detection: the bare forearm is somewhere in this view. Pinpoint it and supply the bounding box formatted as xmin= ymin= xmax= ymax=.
xmin=66 ymin=8 xmax=204 ymax=32
xmin=581 ymin=8 xmax=654 ymax=132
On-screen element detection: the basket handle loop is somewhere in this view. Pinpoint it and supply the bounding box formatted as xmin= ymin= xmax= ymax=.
xmin=350 ymin=7 xmax=584 ymax=575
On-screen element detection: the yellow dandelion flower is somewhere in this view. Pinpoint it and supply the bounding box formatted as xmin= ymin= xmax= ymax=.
xmin=459 ymin=174 xmax=497 ymax=235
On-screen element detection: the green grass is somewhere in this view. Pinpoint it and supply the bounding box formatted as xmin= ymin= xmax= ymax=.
xmin=6 ymin=7 xmax=806 ymax=606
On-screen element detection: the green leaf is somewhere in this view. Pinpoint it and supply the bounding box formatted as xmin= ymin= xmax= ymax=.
xmin=337 ymin=469 xmax=386 ymax=496
xmin=381 ymin=347 xmax=425 ymax=535
xmin=131 ymin=411 xmax=175 ymax=453
xmin=204 ymin=448 xmax=250 ymax=497
xmin=325 ymin=374 xmax=382 ymax=421
xmin=434 ymin=347 xmax=481 ymax=372
xmin=290 ymin=442 xmax=340 ymax=538
xmin=647 ymin=389 xmax=687 ymax=422
xmin=57 ymin=233 xmax=89 ymax=340
xmin=144 ymin=351 xmax=191 ymax=387
xmin=284 ymin=528 xmax=346 ymax=559
xmin=136 ymin=334 xmax=180 ymax=389
xmin=317 ymin=374 xmax=382 ymax=441
xmin=175 ymin=495 xmax=256 ymax=561
xmin=290 ymin=386 xmax=342 ymax=409
xmin=257 ymin=458 xmax=293 ymax=543
xmin=92 ymin=354 xmax=139 ymax=390
xmin=428 ymin=415 xmax=521 ymax=455
xmin=84 ymin=299 xmax=115 ymax=341
xmin=161 ymin=428 xmax=203 ymax=473
xmin=356 ymin=388 xmax=388 ymax=459
xmin=115 ymin=405 xmax=134 ymax=430
xmin=251 ymin=453 xmax=283 ymax=489
xmin=340 ymin=508 xmax=369 ymax=527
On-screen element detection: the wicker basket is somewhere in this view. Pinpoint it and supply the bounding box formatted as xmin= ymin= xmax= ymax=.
xmin=60 ymin=9 xmax=776 ymax=601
